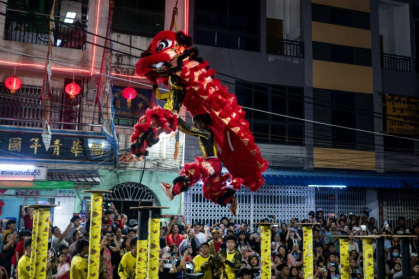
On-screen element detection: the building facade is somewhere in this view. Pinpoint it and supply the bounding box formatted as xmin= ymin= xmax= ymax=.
xmin=0 ymin=0 xmax=418 ymax=228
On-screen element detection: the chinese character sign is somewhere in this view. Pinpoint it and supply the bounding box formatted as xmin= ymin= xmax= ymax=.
xmin=0 ymin=133 xmax=113 ymax=161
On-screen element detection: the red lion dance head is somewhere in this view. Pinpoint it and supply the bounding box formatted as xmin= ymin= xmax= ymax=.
xmin=135 ymin=30 xmax=193 ymax=83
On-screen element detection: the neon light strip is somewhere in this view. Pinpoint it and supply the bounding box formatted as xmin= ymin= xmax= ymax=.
xmin=0 ymin=59 xmax=91 ymax=74
xmin=184 ymin=0 xmax=189 ymax=33
xmin=111 ymin=72 xmax=147 ymax=79
xmin=308 ymin=185 xmax=347 ymax=188
xmin=0 ymin=177 xmax=34 ymax=181
xmin=90 ymin=0 xmax=101 ymax=75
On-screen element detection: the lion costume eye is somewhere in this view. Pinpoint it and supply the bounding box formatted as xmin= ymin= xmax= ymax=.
xmin=156 ymin=39 xmax=172 ymax=52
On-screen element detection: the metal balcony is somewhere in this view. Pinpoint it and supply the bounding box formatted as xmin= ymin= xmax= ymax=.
xmin=4 ymin=9 xmax=86 ymax=50
xmin=381 ymin=53 xmax=411 ymax=72
xmin=267 ymin=38 xmax=304 ymax=58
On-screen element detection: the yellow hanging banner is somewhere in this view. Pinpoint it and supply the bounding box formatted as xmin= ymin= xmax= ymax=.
xmin=362 ymin=238 xmax=374 ymax=279
xmin=339 ymin=238 xmax=350 ymax=279
xmin=137 ymin=239 xmax=148 ymax=279
xmin=30 ymin=209 xmax=39 ymax=278
xmin=260 ymin=225 xmax=271 ymax=279
xmin=147 ymin=218 xmax=160 ymax=279
xmin=87 ymin=192 xmax=104 ymax=279
xmin=303 ymin=225 xmax=314 ymax=279
xmin=34 ymin=208 xmax=50 ymax=278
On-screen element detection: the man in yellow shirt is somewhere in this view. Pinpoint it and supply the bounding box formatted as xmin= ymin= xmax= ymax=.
xmin=193 ymin=242 xmax=212 ymax=279
xmin=118 ymin=237 xmax=137 ymax=279
xmin=70 ymin=239 xmax=89 ymax=279
xmin=221 ymin=235 xmax=242 ymax=279
xmin=17 ymin=238 xmax=31 ymax=279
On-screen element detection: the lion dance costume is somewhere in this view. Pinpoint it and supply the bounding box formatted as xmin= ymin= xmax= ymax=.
xmin=129 ymin=30 xmax=268 ymax=211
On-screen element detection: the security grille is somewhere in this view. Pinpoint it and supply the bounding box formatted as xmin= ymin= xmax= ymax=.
xmin=183 ymin=184 xmax=315 ymax=227
xmin=0 ymin=83 xmax=62 ymax=128
xmin=104 ymin=182 xmax=157 ymax=222
xmin=381 ymin=189 xmax=419 ymax=230
xmin=314 ymin=187 xmax=367 ymax=217
xmin=103 ymin=182 xmax=156 ymax=202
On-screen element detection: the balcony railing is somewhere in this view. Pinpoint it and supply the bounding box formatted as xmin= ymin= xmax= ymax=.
xmin=267 ymin=38 xmax=304 ymax=58
xmin=4 ymin=10 xmax=86 ymax=50
xmin=381 ymin=53 xmax=411 ymax=72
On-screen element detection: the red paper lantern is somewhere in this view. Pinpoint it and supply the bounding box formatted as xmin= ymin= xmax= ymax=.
xmin=122 ymin=87 xmax=137 ymax=108
xmin=65 ymin=82 xmax=81 ymax=99
xmin=5 ymin=75 xmax=22 ymax=93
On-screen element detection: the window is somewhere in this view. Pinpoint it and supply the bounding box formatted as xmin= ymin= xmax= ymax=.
xmin=312 ymin=3 xmax=370 ymax=30
xmin=194 ymin=0 xmax=260 ymax=51
xmin=236 ymin=81 xmax=304 ymax=145
xmin=313 ymin=42 xmax=372 ymax=66
xmin=112 ymin=0 xmax=165 ymax=37
xmin=313 ymin=89 xmax=374 ymax=150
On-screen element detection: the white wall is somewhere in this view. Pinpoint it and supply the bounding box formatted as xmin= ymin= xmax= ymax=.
xmin=266 ymin=0 xmax=300 ymax=40
xmin=378 ymin=1 xmax=411 ymax=56
xmin=366 ymin=189 xmax=379 ymax=224
xmin=53 ymin=197 xmax=75 ymax=231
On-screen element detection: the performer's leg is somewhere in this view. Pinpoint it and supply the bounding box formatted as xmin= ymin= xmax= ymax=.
xmin=161 ymin=159 xmax=203 ymax=200
xmin=215 ymin=187 xmax=235 ymax=206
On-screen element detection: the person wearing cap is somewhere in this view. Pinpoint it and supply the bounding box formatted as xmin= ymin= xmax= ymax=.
xmin=208 ymin=229 xmax=222 ymax=256
xmin=193 ymin=242 xmax=212 ymax=279
xmin=11 ymin=230 xmax=31 ymax=275
xmin=17 ymin=238 xmax=31 ymax=279
xmin=2 ymin=219 xmax=17 ymax=243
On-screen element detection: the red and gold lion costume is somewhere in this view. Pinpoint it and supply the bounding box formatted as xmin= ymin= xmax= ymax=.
xmin=131 ymin=30 xmax=268 ymax=191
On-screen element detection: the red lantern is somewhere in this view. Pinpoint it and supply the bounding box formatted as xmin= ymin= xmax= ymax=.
xmin=65 ymin=82 xmax=81 ymax=99
xmin=122 ymin=87 xmax=137 ymax=108
xmin=5 ymin=75 xmax=22 ymax=93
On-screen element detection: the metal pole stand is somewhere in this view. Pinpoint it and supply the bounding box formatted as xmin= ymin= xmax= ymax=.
xmin=129 ymin=206 xmax=152 ymax=279
xmin=134 ymin=206 xmax=169 ymax=279
xmin=83 ymin=190 xmax=111 ymax=279
xmin=254 ymin=222 xmax=277 ymax=279
xmin=27 ymin=204 xmax=56 ymax=279
xmin=297 ymin=223 xmax=319 ymax=279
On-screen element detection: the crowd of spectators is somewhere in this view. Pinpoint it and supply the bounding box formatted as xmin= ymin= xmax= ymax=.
xmin=0 ymin=199 xmax=418 ymax=279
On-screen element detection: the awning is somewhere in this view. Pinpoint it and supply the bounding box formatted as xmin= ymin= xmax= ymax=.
xmin=0 ymin=180 xmax=74 ymax=189
xmin=262 ymin=169 xmax=419 ymax=189
xmin=47 ymin=170 xmax=103 ymax=184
